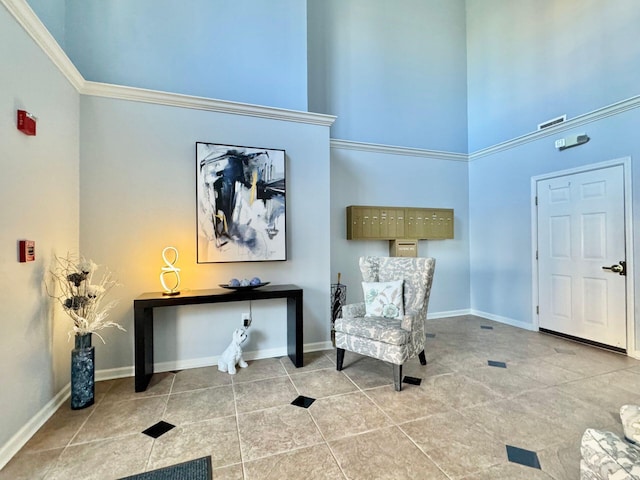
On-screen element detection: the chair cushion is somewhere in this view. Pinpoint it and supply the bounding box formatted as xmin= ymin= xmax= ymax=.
xmin=580 ymin=428 xmax=640 ymax=479
xmin=334 ymin=316 xmax=410 ymax=346
xmin=362 ymin=280 xmax=404 ymax=319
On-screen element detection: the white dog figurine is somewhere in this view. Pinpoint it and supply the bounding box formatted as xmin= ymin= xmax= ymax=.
xmin=218 ymin=328 xmax=248 ymax=375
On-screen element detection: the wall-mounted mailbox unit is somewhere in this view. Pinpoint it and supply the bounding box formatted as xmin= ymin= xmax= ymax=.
xmin=346 ymin=206 xmax=454 ymax=240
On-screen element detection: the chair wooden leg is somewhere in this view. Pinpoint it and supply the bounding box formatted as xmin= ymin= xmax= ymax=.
xmin=419 ymin=350 xmax=427 ymax=366
xmin=336 ymin=348 xmax=345 ymax=371
xmin=393 ymin=364 xmax=402 ymax=391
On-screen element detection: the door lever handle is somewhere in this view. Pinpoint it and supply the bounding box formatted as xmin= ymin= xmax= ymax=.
xmin=602 ymin=261 xmax=626 ymax=276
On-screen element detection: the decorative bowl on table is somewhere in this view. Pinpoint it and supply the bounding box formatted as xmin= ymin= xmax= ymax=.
xmin=219 ymin=277 xmax=270 ymax=290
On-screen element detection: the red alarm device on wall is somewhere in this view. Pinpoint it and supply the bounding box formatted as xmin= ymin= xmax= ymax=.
xmin=17 ymin=110 xmax=36 ymax=136
xmin=19 ymin=240 xmax=35 ymax=262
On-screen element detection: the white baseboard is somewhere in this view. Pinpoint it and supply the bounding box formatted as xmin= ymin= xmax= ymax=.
xmin=151 ymin=343 xmax=336 ymax=373
xmin=304 ymin=341 xmax=334 ymax=352
xmin=95 ymin=366 xmax=134 ymax=381
xmin=153 ymin=346 xmax=288 ymax=373
xmin=427 ymin=309 xmax=471 ymax=320
xmin=471 ymin=310 xmax=640 ymax=358
xmin=627 ymin=349 xmax=640 ymax=360
xmin=0 ymin=384 xmax=70 ymax=470
xmin=426 ymin=308 xmax=537 ymax=332
xmin=470 ymin=309 xmax=538 ymax=331
xmin=0 ymin=340 xmax=336 ymax=469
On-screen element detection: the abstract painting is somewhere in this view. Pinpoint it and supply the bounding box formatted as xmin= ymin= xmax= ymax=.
xmin=196 ymin=142 xmax=286 ymax=263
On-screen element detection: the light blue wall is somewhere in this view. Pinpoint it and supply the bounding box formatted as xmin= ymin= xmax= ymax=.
xmin=30 ymin=0 xmax=468 ymax=151
xmin=63 ymin=0 xmax=309 ymax=110
xmin=26 ymin=0 xmax=66 ymax=47
xmin=330 ymin=147 xmax=470 ymax=317
xmin=469 ymin=109 xmax=640 ymax=340
xmin=466 ymin=0 xmax=640 ymax=152
xmin=467 ymin=0 xmax=640 ymax=344
xmin=308 ymin=0 xmax=468 ymax=152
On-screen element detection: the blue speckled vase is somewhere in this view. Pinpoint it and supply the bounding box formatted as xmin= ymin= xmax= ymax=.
xmin=71 ymin=333 xmax=95 ymax=410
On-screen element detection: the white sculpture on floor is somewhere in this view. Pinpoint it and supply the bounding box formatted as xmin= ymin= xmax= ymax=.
xmin=218 ymin=328 xmax=248 ymax=375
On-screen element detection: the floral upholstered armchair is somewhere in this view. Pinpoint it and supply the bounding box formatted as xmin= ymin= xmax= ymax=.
xmin=334 ymin=256 xmax=435 ymax=391
xmin=581 ymin=405 xmax=640 ymax=479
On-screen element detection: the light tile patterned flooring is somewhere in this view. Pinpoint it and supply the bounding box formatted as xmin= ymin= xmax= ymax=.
xmin=3 ymin=315 xmax=640 ymax=479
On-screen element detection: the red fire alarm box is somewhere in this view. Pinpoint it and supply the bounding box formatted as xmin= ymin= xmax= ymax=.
xmin=17 ymin=110 xmax=37 ymax=136
xmin=19 ymin=240 xmax=35 ymax=262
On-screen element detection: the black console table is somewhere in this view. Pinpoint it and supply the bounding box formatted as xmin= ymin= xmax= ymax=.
xmin=133 ymin=284 xmax=303 ymax=392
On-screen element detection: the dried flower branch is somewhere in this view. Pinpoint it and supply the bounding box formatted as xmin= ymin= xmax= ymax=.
xmin=47 ymin=253 xmax=126 ymax=343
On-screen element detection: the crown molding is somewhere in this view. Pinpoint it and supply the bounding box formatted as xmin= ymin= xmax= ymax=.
xmin=6 ymin=0 xmax=637 ymax=153
xmin=80 ymin=82 xmax=336 ymax=127
xmin=469 ymin=95 xmax=640 ymax=161
xmin=1 ymin=0 xmax=84 ymax=90
xmin=330 ymin=139 xmax=468 ymax=162
xmin=3 ymin=0 xmax=335 ymax=127
xmin=338 ymin=95 xmax=640 ymax=162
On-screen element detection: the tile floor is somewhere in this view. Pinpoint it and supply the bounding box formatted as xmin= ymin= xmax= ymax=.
xmin=2 ymin=315 xmax=640 ymax=479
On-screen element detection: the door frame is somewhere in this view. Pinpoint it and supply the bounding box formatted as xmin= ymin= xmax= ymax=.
xmin=530 ymin=157 xmax=636 ymax=357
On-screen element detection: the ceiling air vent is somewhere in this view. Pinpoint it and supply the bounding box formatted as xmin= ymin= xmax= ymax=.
xmin=538 ymin=115 xmax=567 ymax=131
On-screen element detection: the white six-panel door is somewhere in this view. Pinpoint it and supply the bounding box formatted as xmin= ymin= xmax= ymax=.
xmin=537 ymin=165 xmax=627 ymax=349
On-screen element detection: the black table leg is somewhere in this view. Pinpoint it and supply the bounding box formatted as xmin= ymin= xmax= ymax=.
xmin=287 ymin=292 xmax=303 ymax=367
xmin=134 ymin=306 xmax=154 ymax=392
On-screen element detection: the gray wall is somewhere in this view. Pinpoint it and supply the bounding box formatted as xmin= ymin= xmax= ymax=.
xmin=79 ymin=96 xmax=332 ymax=370
xmin=330 ymin=147 xmax=470 ymax=316
xmin=0 ymin=3 xmax=80 ymax=454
